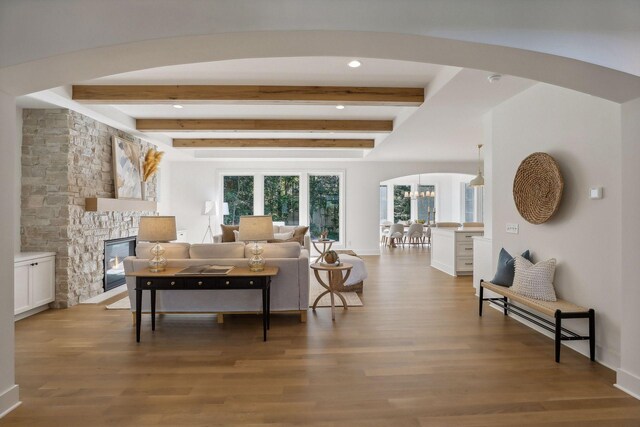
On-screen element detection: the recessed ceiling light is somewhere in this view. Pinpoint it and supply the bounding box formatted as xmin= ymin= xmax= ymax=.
xmin=336 ymin=105 xmax=345 ymax=110
xmin=487 ymin=74 xmax=502 ymax=83
xmin=348 ymin=60 xmax=361 ymax=68
xmin=172 ymin=104 xmax=183 ymax=109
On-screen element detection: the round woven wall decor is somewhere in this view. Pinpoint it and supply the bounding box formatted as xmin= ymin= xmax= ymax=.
xmin=513 ymin=152 xmax=564 ymax=224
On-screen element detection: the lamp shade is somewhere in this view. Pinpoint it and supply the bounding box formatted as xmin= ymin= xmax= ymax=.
xmin=203 ymin=201 xmax=214 ymax=215
xmin=238 ymin=215 xmax=274 ymax=241
xmin=469 ymin=173 xmax=484 ymax=187
xmin=138 ymin=216 xmax=177 ymax=242
xmin=222 ymin=202 xmax=230 ymax=215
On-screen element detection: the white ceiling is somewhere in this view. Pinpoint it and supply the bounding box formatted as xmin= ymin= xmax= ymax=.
xmin=19 ymin=56 xmax=536 ymax=162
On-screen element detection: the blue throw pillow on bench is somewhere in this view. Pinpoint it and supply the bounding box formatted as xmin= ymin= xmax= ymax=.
xmin=491 ymin=248 xmax=531 ymax=287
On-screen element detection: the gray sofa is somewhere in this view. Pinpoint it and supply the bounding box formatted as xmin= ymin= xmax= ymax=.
xmin=124 ymin=241 xmax=310 ymax=322
xmin=213 ymin=224 xmax=311 ymax=251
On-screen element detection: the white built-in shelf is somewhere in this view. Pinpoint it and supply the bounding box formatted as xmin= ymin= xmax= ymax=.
xmin=85 ymin=197 xmax=157 ymax=213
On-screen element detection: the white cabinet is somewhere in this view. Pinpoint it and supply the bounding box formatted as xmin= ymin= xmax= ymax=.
xmin=14 ymin=252 xmax=56 ymax=319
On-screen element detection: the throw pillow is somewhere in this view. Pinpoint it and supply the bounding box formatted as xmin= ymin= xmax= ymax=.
xmin=220 ymin=224 xmax=239 ymax=242
xmin=512 ymin=256 xmax=558 ymax=301
xmin=292 ymin=226 xmax=309 ymax=245
xmin=491 ymin=248 xmax=531 ymax=287
xmin=274 ymin=231 xmax=294 ymax=240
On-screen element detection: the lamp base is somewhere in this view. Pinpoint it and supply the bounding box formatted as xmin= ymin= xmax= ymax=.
xmin=248 ymin=242 xmax=265 ymax=272
xmin=148 ymin=242 xmax=167 ymax=273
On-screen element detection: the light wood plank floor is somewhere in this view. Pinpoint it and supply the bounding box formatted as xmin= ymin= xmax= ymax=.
xmin=4 ymin=247 xmax=640 ymax=426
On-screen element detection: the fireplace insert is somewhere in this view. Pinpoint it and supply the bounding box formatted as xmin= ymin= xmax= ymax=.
xmin=103 ymin=236 xmax=136 ymax=291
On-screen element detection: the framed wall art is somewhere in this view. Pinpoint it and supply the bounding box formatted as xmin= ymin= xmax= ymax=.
xmin=112 ymin=136 xmax=142 ymax=199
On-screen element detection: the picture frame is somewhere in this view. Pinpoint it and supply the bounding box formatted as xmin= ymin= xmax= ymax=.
xmin=112 ymin=136 xmax=142 ymax=199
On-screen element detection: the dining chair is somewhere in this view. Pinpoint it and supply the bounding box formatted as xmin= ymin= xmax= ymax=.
xmin=388 ymin=223 xmax=405 ymax=247
xmin=404 ymin=223 xmax=424 ymax=246
xmin=380 ymin=220 xmax=393 ymax=245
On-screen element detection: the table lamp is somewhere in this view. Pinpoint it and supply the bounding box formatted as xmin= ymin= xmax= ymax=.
xmin=238 ymin=215 xmax=274 ymax=272
xmin=138 ymin=216 xmax=177 ymax=272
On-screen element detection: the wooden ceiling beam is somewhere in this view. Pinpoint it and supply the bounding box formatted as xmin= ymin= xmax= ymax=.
xmin=137 ymin=119 xmax=393 ymax=132
xmin=172 ymin=138 xmax=375 ymax=149
xmin=72 ymin=85 xmax=424 ymax=105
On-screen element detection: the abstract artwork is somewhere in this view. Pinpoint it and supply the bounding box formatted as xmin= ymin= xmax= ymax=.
xmin=112 ymin=136 xmax=142 ymax=199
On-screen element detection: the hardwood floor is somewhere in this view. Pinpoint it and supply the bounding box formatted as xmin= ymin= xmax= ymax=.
xmin=4 ymin=247 xmax=640 ymax=426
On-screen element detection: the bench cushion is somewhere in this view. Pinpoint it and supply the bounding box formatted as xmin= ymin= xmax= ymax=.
xmin=482 ymin=281 xmax=589 ymax=317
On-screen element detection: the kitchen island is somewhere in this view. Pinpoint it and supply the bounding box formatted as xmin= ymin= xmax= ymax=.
xmin=430 ymin=227 xmax=484 ymax=276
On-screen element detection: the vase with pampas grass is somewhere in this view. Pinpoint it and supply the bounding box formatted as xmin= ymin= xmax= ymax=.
xmin=140 ymin=148 xmax=165 ymax=200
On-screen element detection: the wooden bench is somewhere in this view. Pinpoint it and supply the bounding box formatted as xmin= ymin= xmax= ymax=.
xmin=479 ymin=280 xmax=595 ymax=363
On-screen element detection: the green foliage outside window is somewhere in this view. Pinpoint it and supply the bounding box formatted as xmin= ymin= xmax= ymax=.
xmin=223 ymin=176 xmax=254 ymax=224
xmin=394 ymin=185 xmax=411 ymax=223
xmin=264 ymin=176 xmax=300 ymax=225
xmin=309 ymin=175 xmax=340 ymax=240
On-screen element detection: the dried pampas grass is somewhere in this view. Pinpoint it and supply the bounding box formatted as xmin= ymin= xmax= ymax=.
xmin=142 ymin=148 xmax=164 ymax=182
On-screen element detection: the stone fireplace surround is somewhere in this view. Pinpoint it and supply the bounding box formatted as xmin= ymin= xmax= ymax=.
xmin=21 ymin=109 xmax=158 ymax=308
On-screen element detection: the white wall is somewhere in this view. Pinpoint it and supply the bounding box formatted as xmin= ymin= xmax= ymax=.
xmin=618 ymin=97 xmax=640 ymax=397
xmin=0 ymin=91 xmax=19 ymax=417
xmin=491 ymin=83 xmax=622 ymax=367
xmin=14 ymin=108 xmax=21 ymax=253
xmin=166 ymin=161 xmax=475 ymax=255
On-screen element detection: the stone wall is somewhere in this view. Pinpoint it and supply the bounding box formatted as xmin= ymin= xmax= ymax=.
xmin=21 ymin=109 xmax=158 ymax=307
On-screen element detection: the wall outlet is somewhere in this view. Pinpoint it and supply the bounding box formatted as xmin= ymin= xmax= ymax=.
xmin=506 ymin=223 xmax=519 ymax=234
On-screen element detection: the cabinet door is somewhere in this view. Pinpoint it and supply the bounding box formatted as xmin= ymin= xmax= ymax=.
xmin=14 ymin=263 xmax=31 ymax=315
xmin=31 ymin=257 xmax=55 ymax=307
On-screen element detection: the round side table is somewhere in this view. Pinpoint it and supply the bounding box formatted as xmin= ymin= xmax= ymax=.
xmin=311 ymin=239 xmax=336 ymax=263
xmin=310 ymin=262 xmax=353 ymax=321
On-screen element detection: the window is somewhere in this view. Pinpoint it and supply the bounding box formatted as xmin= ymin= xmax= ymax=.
xmin=309 ymin=175 xmax=340 ymax=240
xmin=223 ymin=175 xmax=254 ymax=224
xmin=417 ymin=185 xmax=435 ymax=222
xmin=379 ymin=185 xmax=388 ymax=222
xmin=264 ymin=175 xmax=300 ymax=225
xmin=393 ymin=185 xmax=411 ymax=223
xmin=462 ymin=183 xmax=483 ymax=222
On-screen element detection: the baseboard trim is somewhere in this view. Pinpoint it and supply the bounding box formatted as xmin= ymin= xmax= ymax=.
xmin=0 ymin=385 xmax=20 ymax=419
xmin=616 ymin=369 xmax=640 ymax=400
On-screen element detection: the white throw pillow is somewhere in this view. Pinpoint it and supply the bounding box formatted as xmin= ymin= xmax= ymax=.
xmin=273 ymin=231 xmax=294 ymax=240
xmin=512 ymin=256 xmax=557 ymax=301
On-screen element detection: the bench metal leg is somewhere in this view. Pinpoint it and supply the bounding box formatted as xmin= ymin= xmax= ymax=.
xmin=555 ymin=310 xmax=562 ymax=363
xmin=503 ymin=297 xmax=508 ymax=316
xmin=478 ymin=281 xmax=484 ymax=317
xmin=589 ymin=309 xmax=596 ymax=361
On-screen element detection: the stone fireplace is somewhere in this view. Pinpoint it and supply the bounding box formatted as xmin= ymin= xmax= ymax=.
xmin=21 ymin=109 xmax=158 ymax=307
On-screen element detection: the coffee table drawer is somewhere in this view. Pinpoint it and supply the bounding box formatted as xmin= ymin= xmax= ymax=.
xmin=183 ymin=277 xmax=263 ymax=289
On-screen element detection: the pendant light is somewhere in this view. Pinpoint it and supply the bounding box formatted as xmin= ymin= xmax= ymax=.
xmin=405 ymin=174 xmax=425 ymax=199
xmin=469 ymin=144 xmax=484 ymax=187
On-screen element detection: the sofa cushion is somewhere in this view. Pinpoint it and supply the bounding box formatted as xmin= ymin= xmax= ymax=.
xmin=189 ymin=243 xmax=246 ymax=259
xmin=136 ymin=242 xmax=190 ymax=259
xmin=245 ymin=242 xmax=301 ymax=258
xmin=220 ymin=224 xmax=239 ymax=242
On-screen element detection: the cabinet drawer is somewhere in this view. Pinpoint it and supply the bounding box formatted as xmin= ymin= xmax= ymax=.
xmin=456 ymin=233 xmax=479 ymax=243
xmin=456 ymin=257 xmax=474 ymax=272
xmin=139 ymin=277 xmax=183 ymax=289
xmin=457 ymin=242 xmax=474 ymax=256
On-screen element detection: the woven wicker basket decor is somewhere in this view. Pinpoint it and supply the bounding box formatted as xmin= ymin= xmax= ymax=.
xmin=513 ymin=152 xmax=564 ymax=224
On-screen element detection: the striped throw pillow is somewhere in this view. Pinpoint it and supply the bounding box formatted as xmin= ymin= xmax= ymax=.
xmin=512 ymin=256 xmax=557 ymax=301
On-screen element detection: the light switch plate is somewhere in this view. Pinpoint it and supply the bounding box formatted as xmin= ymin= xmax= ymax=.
xmin=506 ymin=223 xmax=519 ymax=234
xmin=590 ymin=187 xmax=603 ymax=199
